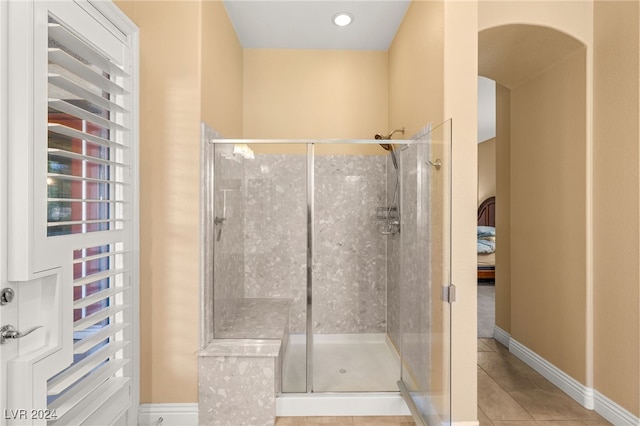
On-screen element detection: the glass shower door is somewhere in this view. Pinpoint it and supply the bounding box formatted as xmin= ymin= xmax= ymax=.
xmin=397 ymin=120 xmax=452 ymax=425
xmin=311 ymin=143 xmax=398 ymax=392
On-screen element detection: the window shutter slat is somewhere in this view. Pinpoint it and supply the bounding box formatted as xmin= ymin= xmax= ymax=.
xmin=48 ymin=23 xmax=128 ymax=78
xmin=48 ymin=73 xmax=126 ymax=113
xmin=47 ymin=218 xmax=125 ymax=228
xmin=73 ymin=268 xmax=128 ymax=286
xmin=48 ymin=48 xmax=127 ymax=95
xmin=73 ymin=322 xmax=128 ymax=354
xmin=73 ymin=305 xmax=128 ymax=332
xmin=47 ymin=340 xmax=129 ymax=395
xmin=47 ymin=172 xmax=128 ymax=186
xmin=72 ymin=249 xmax=129 ymax=264
xmin=73 ymin=285 xmax=128 ymax=309
xmin=49 ymin=197 xmax=125 ymax=204
xmin=48 ymin=148 xmax=129 ymax=168
xmin=48 ymin=99 xmax=127 ymax=132
xmin=48 ymin=123 xmax=127 ymax=149
xmin=47 ymin=361 xmax=129 ymax=416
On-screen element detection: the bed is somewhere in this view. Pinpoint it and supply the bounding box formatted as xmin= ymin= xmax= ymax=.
xmin=477 ymin=196 xmax=495 ymax=283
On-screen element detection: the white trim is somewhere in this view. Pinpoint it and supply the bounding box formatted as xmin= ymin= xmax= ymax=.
xmin=451 ymin=422 xmax=480 ymax=426
xmin=509 ymin=339 xmax=594 ymax=409
xmin=137 ymin=403 xmax=198 ymax=426
xmin=492 ymin=325 xmax=510 ymax=348
xmin=276 ymin=393 xmax=410 ymax=417
xmin=594 ymin=390 xmax=640 ymax=426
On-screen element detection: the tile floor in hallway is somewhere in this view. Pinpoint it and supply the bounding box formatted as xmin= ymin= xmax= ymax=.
xmin=478 ymin=338 xmax=611 ymax=426
xmin=277 ymin=339 xmax=611 ymax=426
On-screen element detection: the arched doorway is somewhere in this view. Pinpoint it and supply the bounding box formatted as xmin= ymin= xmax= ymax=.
xmin=478 ymin=22 xmax=590 ymax=396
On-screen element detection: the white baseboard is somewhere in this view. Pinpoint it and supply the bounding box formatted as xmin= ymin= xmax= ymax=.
xmin=500 ymin=336 xmax=640 ymax=425
xmin=509 ymin=339 xmax=594 ymax=409
xmin=451 ymin=422 xmax=480 ymax=426
xmin=138 ymin=403 xmax=198 ymax=426
xmin=492 ymin=326 xmax=510 ymax=348
xmin=594 ymin=390 xmax=640 ymax=426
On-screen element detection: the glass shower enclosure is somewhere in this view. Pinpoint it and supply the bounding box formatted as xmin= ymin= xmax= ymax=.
xmin=201 ymin=120 xmax=452 ymax=425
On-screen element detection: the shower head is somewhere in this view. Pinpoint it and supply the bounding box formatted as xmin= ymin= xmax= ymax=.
xmin=375 ymin=128 xmax=404 ymax=170
xmin=378 ymin=143 xmax=398 ymax=170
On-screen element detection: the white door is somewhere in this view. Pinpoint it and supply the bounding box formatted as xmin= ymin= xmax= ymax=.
xmin=0 ymin=1 xmax=139 ymax=425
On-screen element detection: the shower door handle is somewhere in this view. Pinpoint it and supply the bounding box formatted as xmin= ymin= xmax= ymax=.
xmin=214 ymin=216 xmax=225 ymax=241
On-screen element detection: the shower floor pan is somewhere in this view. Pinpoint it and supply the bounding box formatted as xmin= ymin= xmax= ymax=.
xmin=278 ymin=333 xmax=411 ymax=416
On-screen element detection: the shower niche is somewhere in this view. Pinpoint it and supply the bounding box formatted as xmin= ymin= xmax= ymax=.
xmin=200 ymin=121 xmax=452 ymax=425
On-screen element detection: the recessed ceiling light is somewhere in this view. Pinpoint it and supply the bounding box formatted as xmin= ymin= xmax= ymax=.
xmin=332 ymin=12 xmax=353 ymax=27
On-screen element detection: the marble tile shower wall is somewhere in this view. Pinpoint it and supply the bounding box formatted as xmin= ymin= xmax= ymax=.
xmin=243 ymin=154 xmax=307 ymax=333
xmin=242 ymin=153 xmax=388 ymax=334
xmin=213 ymin=145 xmax=246 ymax=337
xmin=313 ymin=155 xmax=388 ymax=334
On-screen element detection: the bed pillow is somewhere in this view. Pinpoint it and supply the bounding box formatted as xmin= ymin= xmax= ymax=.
xmin=477 ymin=226 xmax=496 ymax=238
xmin=477 ymin=239 xmax=496 ymax=254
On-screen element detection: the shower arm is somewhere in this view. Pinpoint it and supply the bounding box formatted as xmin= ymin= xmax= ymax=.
xmin=374 ymin=127 xmax=405 ymax=141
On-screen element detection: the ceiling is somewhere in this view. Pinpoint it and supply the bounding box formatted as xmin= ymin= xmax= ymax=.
xmin=222 ymin=1 xmax=411 ymax=50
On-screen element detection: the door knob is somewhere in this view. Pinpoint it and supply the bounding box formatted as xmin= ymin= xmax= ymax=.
xmin=0 ymin=324 xmax=43 ymax=344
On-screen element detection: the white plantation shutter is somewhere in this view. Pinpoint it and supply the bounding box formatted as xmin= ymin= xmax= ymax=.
xmin=47 ymin=243 xmax=130 ymax=424
xmin=46 ymin=15 xmax=129 ymax=237
xmin=43 ymin=7 xmax=137 ymax=425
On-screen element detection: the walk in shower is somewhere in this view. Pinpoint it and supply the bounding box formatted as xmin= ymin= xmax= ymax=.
xmin=200 ymin=120 xmax=452 ymax=425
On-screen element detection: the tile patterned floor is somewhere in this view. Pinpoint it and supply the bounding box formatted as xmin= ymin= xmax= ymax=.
xmin=478 ymin=338 xmax=611 ymax=426
xmin=277 ymin=339 xmax=611 ymax=426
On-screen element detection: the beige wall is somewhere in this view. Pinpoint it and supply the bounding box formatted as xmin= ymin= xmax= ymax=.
xmin=593 ymin=1 xmax=640 ymax=416
xmin=389 ymin=1 xmax=444 ymax=136
xmin=478 ymin=1 xmax=593 ymax=45
xmin=495 ymin=84 xmax=511 ymax=333
xmin=115 ymin=0 xmax=243 ymax=403
xmin=243 ymin=48 xmax=388 ymax=156
xmin=511 ymin=48 xmax=587 ymax=383
xmin=444 ymin=2 xmax=479 ymax=421
xmin=478 ymin=137 xmax=496 ymax=206
xmin=122 ymin=0 xmax=201 ymax=403
xmin=201 ymin=1 xmax=243 ymax=137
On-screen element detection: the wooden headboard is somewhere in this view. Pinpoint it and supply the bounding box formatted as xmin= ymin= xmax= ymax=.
xmin=478 ymin=196 xmax=495 ymax=227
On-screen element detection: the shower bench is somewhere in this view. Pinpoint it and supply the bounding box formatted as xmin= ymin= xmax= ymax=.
xmin=198 ymin=298 xmax=292 ymax=426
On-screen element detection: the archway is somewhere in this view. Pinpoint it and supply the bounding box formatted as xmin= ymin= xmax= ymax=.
xmin=478 ymin=23 xmax=589 ymax=391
